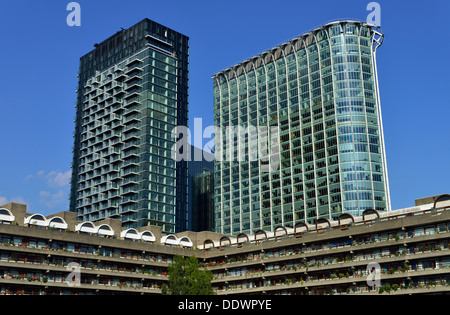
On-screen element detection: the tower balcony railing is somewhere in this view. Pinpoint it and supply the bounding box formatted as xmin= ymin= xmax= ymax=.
xmin=125 ymin=57 xmax=143 ymax=68
xmin=122 ymin=177 xmax=139 ymax=186
xmin=121 ymin=167 xmax=139 ymax=177
xmin=113 ymin=88 xmax=126 ymax=98
xmin=124 ymin=107 xmax=140 ymax=117
xmin=124 ymin=124 xmax=140 ymax=132
xmin=123 ymin=132 xmax=139 ymax=141
xmin=123 ymin=115 xmax=140 ymax=124
xmin=119 ymin=197 xmax=139 ymax=205
xmin=122 ymin=149 xmax=139 ymax=159
xmin=124 ymin=97 xmax=141 ymax=107
xmin=114 ymin=71 xmax=127 ymax=81
xmin=125 ymin=82 xmax=143 ymax=91
xmin=124 ymin=91 xmax=141 ymax=100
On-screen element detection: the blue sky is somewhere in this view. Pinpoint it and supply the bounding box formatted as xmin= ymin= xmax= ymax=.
xmin=0 ymin=0 xmax=448 ymax=215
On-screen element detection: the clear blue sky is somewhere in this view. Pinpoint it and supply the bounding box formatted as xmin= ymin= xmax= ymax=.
xmin=0 ymin=0 xmax=448 ymax=215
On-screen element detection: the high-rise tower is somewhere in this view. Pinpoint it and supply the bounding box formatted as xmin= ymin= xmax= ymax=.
xmin=70 ymin=19 xmax=189 ymax=233
xmin=213 ymin=20 xmax=390 ymax=235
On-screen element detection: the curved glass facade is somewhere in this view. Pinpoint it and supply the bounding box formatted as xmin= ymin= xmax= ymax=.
xmin=213 ymin=21 xmax=390 ymax=235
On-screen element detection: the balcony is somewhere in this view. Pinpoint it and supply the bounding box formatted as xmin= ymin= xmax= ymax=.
xmin=114 ymin=71 xmax=127 ymax=81
xmin=124 ymin=98 xmax=141 ymax=107
xmin=122 ymin=177 xmax=139 ymax=186
xmin=123 ymin=132 xmax=139 ymax=141
xmin=119 ymin=197 xmax=138 ymax=205
xmin=123 ymin=107 xmax=140 ymax=117
xmin=124 ymin=91 xmax=140 ymax=100
xmin=123 ymin=115 xmax=140 ymax=124
xmin=122 ymin=141 xmax=139 ymax=151
xmin=121 ymin=170 xmax=139 ymax=181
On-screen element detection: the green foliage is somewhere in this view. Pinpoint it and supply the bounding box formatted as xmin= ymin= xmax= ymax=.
xmin=164 ymin=255 xmax=215 ymax=295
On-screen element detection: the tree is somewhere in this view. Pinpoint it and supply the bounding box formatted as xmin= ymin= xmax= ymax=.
xmin=164 ymin=255 xmax=215 ymax=295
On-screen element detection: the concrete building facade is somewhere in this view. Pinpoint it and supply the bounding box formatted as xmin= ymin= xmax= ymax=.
xmin=0 ymin=194 xmax=449 ymax=295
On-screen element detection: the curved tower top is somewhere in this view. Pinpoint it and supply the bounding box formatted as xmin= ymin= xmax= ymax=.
xmin=213 ymin=20 xmax=384 ymax=80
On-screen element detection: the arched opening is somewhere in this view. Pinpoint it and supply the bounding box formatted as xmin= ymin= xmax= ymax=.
xmin=48 ymin=217 xmax=68 ymax=230
xmin=236 ymin=233 xmax=249 ymax=246
xmin=122 ymin=228 xmax=138 ymax=238
xmin=179 ymin=236 xmax=193 ymax=248
xmin=0 ymin=208 xmax=15 ymax=224
xmin=338 ymin=213 xmax=355 ymax=228
xmin=315 ymin=218 xmax=331 ymax=231
xmin=0 ymin=209 xmax=12 ymax=216
xmin=25 ymin=214 xmax=47 ymax=228
xmin=203 ymin=239 xmax=215 ymax=251
xmin=254 ymin=230 xmax=268 ymax=244
xmin=294 ymin=222 xmax=309 ymax=236
xmin=140 ymin=231 xmax=156 ymax=243
xmin=362 ymin=209 xmax=380 ymax=223
xmin=161 ymin=234 xmax=178 ymax=246
xmin=434 ymin=194 xmax=450 ymax=213
xmin=316 ymin=218 xmax=331 ymax=232
xmin=219 ymin=236 xmax=232 ymax=249
xmin=76 ymin=222 xmax=96 ymax=234
xmin=30 ymin=214 xmax=45 ymax=221
xmin=97 ymin=224 xmax=114 ymax=237
xmin=274 ymin=226 xmax=288 ymax=240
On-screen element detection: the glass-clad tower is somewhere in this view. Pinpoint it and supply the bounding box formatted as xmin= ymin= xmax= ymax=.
xmin=70 ymin=19 xmax=189 ymax=233
xmin=213 ymin=20 xmax=391 ymax=235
